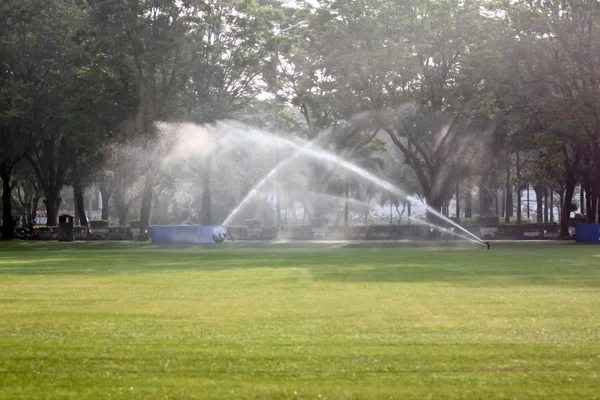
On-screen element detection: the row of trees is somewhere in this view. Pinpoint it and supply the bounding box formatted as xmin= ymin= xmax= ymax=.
xmin=277 ymin=0 xmax=600 ymax=236
xmin=2 ymin=0 xmax=599 ymax=239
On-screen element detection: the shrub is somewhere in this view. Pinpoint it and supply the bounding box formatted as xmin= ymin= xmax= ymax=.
xmin=108 ymin=226 xmax=131 ymax=234
xmin=89 ymin=220 xmax=109 ymax=229
xmin=570 ymin=202 xmax=579 ymax=212
xmin=508 ymin=216 xmax=533 ymax=224
xmin=460 ymin=217 xmax=477 ymax=225
xmin=310 ymin=217 xmax=329 ymax=228
xmin=286 ymin=225 xmax=312 ymax=240
xmin=245 ymin=219 xmax=262 ymax=229
xmin=259 ymin=226 xmax=277 ymax=240
xmin=478 ymin=216 xmax=500 ymax=227
xmin=37 ymin=226 xmax=57 ymax=233
xmin=367 ymin=225 xmax=398 ymax=233
xmin=570 ymin=215 xmax=588 ymax=225
xmin=129 ymin=220 xmax=140 ymax=229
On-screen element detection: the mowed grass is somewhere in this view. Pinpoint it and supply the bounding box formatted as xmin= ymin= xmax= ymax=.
xmin=0 ymin=241 xmax=599 ymax=399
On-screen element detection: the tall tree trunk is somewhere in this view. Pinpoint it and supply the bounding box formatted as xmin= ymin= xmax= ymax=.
xmin=100 ymin=185 xmax=112 ymax=221
xmin=479 ymin=185 xmax=493 ymax=216
xmin=30 ymin=195 xmax=40 ymax=224
xmin=73 ymin=190 xmax=80 ymax=226
xmin=139 ymin=172 xmax=154 ymax=238
xmin=113 ymin=178 xmax=129 ymax=226
xmin=396 ymin=201 xmax=406 ymax=224
xmin=74 ymin=181 xmax=88 ymax=228
xmin=534 ymin=186 xmax=543 ymax=223
xmin=505 ymin=163 xmax=513 ymax=223
xmin=465 ymin=188 xmax=472 ymax=218
xmin=558 ymin=189 xmax=564 ymax=224
xmin=543 ymin=189 xmax=549 ymax=224
xmin=1 ymin=170 xmax=13 ymax=240
xmin=586 ymin=187 xmax=596 ymax=223
xmin=344 ymin=182 xmax=349 ymax=226
xmin=516 ymin=152 xmax=522 ymax=224
xmin=558 ymin=189 xmax=565 ymax=223
xmin=407 ymin=201 xmax=412 ymax=224
xmin=116 ymin=203 xmax=128 ymax=226
xmin=526 ymin=184 xmax=530 ymax=219
xmin=580 ymin=186 xmax=586 ymax=215
xmin=585 ymin=188 xmax=593 ymax=221
xmin=591 ymin=193 xmax=598 ymax=224
xmin=200 ymin=155 xmax=212 ymax=225
xmin=364 ymin=206 xmax=368 ymax=225
xmin=44 ymin=191 xmax=62 ymax=227
xmin=561 ymin=178 xmax=576 ymax=237
xmin=494 ymin=192 xmax=499 ymax=216
xmin=426 ymin=196 xmax=444 ymax=224
xmin=596 ymin=194 xmax=600 ymax=224
xmin=550 ymin=188 xmax=554 ymax=223
xmin=455 ymin=181 xmax=460 ymax=223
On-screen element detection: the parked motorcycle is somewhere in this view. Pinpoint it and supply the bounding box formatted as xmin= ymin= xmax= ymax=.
xmin=14 ymin=223 xmax=38 ymax=240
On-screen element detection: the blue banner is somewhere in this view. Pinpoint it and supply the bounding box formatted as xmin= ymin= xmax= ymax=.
xmin=152 ymin=226 xmax=228 ymax=244
xmin=575 ymin=223 xmax=600 ymax=243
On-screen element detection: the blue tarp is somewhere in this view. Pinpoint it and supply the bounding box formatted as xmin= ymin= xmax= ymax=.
xmin=575 ymin=223 xmax=600 ymax=243
xmin=152 ymin=226 xmax=228 ymax=244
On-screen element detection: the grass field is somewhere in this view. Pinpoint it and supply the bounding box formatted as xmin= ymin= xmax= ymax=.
xmin=0 ymin=241 xmax=599 ymax=399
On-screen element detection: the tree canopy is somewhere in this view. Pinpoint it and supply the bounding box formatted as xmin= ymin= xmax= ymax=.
xmin=1 ymin=0 xmax=600 ymax=238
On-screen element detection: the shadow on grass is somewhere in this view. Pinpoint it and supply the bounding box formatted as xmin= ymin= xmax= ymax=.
xmin=0 ymin=241 xmax=598 ymax=288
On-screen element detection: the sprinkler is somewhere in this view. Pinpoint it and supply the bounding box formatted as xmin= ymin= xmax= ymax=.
xmin=484 ymin=241 xmax=490 ymax=250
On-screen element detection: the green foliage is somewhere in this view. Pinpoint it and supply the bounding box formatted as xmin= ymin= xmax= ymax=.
xmin=245 ymin=219 xmax=262 ymax=229
xmin=108 ymin=226 xmax=131 ymax=234
xmin=36 ymin=226 xmax=58 ymax=233
xmin=129 ymin=220 xmax=140 ymax=229
xmin=570 ymin=215 xmax=588 ymax=226
xmin=310 ymin=217 xmax=329 ymax=228
xmin=3 ymin=0 xmax=600 ymax=236
xmin=461 ymin=216 xmax=533 ymax=226
xmin=509 ymin=216 xmax=533 ymax=224
xmin=89 ymin=220 xmax=109 ymax=230
xmin=497 ymin=223 xmax=559 ymax=237
xmin=478 ymin=216 xmax=500 ymax=227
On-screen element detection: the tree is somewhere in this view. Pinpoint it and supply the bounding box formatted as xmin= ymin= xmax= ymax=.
xmin=13 ymin=164 xmax=42 ymax=225
xmin=499 ymin=0 xmax=600 ymax=235
xmin=87 ymin=0 xmax=200 ymax=236
xmin=282 ymin=0 xmax=502 ymax=222
xmin=177 ymin=0 xmax=279 ymax=225
xmin=0 ymin=0 xmax=47 ymax=237
xmin=1 ymin=0 xmax=87 ymax=227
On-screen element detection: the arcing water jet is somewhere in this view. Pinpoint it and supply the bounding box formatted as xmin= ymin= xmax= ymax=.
xmin=220 ymin=122 xmax=485 ymax=246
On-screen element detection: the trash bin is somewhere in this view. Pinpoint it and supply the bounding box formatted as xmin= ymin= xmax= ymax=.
xmin=58 ymin=214 xmax=74 ymax=242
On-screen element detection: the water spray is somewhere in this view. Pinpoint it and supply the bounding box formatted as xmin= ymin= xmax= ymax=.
xmin=209 ymin=122 xmax=490 ymax=249
xmin=408 ymin=217 xmax=487 ymax=247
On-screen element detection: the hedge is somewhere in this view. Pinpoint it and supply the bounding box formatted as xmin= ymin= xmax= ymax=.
xmin=89 ymin=220 xmax=110 ymax=229
xmin=37 ymin=226 xmax=58 ymax=233
xmin=245 ymin=219 xmax=262 ymax=229
xmin=108 ymin=226 xmax=131 ymax=234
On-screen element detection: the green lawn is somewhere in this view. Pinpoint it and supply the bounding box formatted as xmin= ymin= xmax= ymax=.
xmin=1 ymin=241 xmax=599 ymax=399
